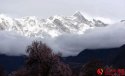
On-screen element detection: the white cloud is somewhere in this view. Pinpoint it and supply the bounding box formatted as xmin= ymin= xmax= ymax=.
xmin=0 ymin=23 xmax=125 ymax=57
xmin=0 ymin=31 xmax=32 ymax=56
xmin=43 ymin=22 xmax=125 ymax=56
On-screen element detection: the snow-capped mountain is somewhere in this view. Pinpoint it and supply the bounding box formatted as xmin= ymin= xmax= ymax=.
xmin=0 ymin=12 xmax=107 ymax=38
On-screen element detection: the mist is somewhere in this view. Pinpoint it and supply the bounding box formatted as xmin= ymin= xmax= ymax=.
xmin=49 ymin=22 xmax=125 ymax=56
xmin=0 ymin=22 xmax=125 ymax=56
xmin=0 ymin=31 xmax=32 ymax=56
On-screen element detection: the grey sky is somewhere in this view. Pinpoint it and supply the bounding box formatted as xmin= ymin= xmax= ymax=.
xmin=0 ymin=0 xmax=125 ymax=21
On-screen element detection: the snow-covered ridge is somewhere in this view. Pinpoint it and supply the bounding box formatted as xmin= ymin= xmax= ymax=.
xmin=0 ymin=12 xmax=107 ymax=38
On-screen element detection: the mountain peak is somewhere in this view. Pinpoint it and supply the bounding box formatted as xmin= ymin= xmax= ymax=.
xmin=0 ymin=12 xmax=107 ymax=38
xmin=73 ymin=11 xmax=83 ymax=16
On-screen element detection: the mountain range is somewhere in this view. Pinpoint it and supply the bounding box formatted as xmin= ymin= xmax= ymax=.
xmin=0 ymin=12 xmax=107 ymax=38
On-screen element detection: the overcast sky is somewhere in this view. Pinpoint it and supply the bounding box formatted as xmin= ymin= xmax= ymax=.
xmin=0 ymin=0 xmax=125 ymax=21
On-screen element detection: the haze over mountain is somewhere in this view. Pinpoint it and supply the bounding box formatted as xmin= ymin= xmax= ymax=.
xmin=0 ymin=12 xmax=125 ymax=56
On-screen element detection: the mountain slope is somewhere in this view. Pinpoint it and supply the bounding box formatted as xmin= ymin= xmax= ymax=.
xmin=0 ymin=54 xmax=25 ymax=73
xmin=63 ymin=45 xmax=125 ymax=68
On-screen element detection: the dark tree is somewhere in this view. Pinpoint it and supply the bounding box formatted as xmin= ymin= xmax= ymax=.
xmin=79 ymin=60 xmax=104 ymax=76
xmin=48 ymin=62 xmax=72 ymax=76
xmin=10 ymin=41 xmax=72 ymax=76
xmin=9 ymin=68 xmax=29 ymax=76
xmin=0 ymin=65 xmax=5 ymax=76
xmin=26 ymin=41 xmax=60 ymax=76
